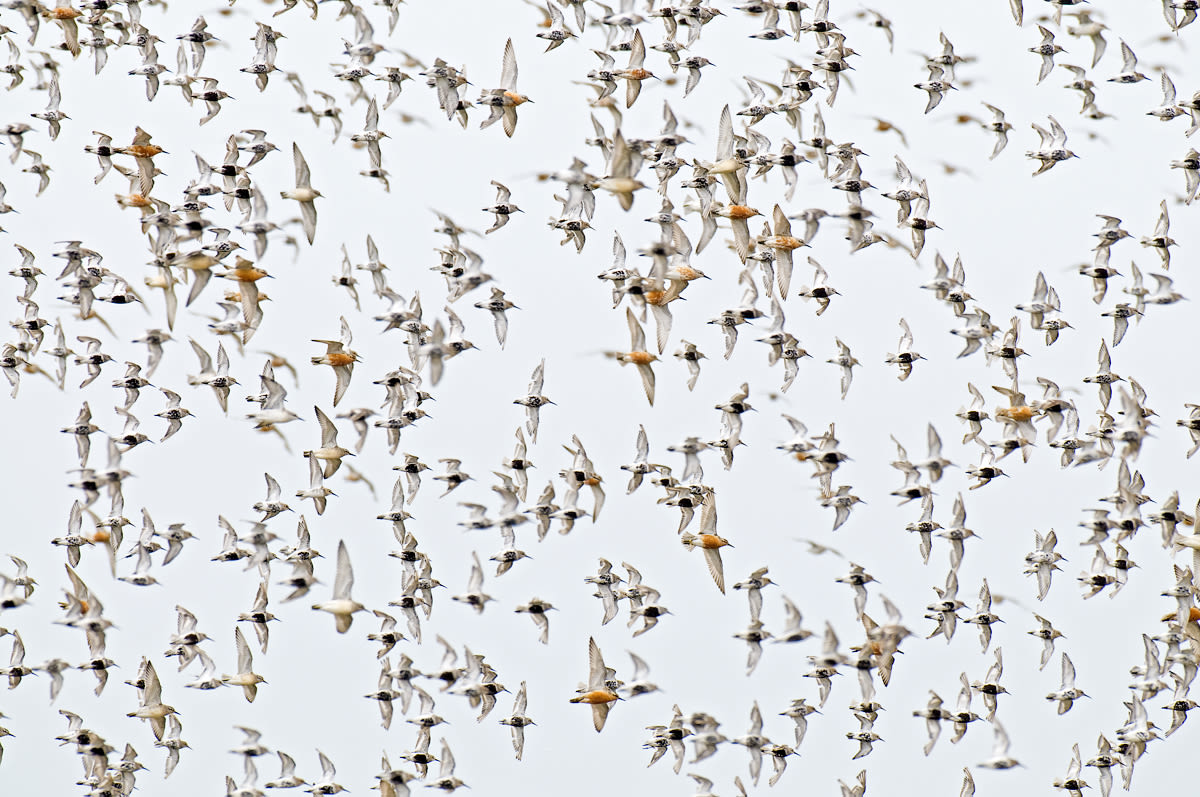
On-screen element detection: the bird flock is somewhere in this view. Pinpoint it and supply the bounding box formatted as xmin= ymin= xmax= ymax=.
xmin=1 ymin=1 xmax=1200 ymax=796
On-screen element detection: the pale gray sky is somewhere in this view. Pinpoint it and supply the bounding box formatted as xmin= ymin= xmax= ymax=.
xmin=1 ymin=1 xmax=1198 ymax=795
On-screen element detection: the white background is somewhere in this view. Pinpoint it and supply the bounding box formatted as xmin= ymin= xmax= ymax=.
xmin=0 ymin=0 xmax=1198 ymax=795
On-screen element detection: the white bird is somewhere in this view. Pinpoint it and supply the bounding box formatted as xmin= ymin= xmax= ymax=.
xmin=126 ymin=659 xmax=177 ymax=741
xmin=222 ymin=627 xmax=266 ymax=702
xmin=312 ymin=540 xmax=366 ymax=633
xmin=307 ymin=750 xmax=346 ymax=795
xmin=281 ymin=143 xmax=322 ymax=244
xmin=498 ymin=681 xmax=535 ymax=760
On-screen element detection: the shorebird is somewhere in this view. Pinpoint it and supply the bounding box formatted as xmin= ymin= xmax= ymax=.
xmin=1029 ymin=26 xmax=1066 ymax=84
xmin=915 ymin=65 xmax=955 ymax=114
xmin=681 ymin=489 xmax=733 ymax=594
xmin=1026 ymin=116 xmax=1077 ymax=176
xmin=607 ymin=308 xmax=657 ymax=405
xmin=569 ymin=637 xmax=621 ymax=732
xmin=126 ymin=659 xmax=176 ymax=740
xmin=281 ymin=143 xmax=322 ymax=243
xmin=479 ymin=39 xmax=532 ymax=138
xmin=311 ymin=316 xmax=359 ymax=407
xmin=312 ymin=540 xmax=366 ymax=633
